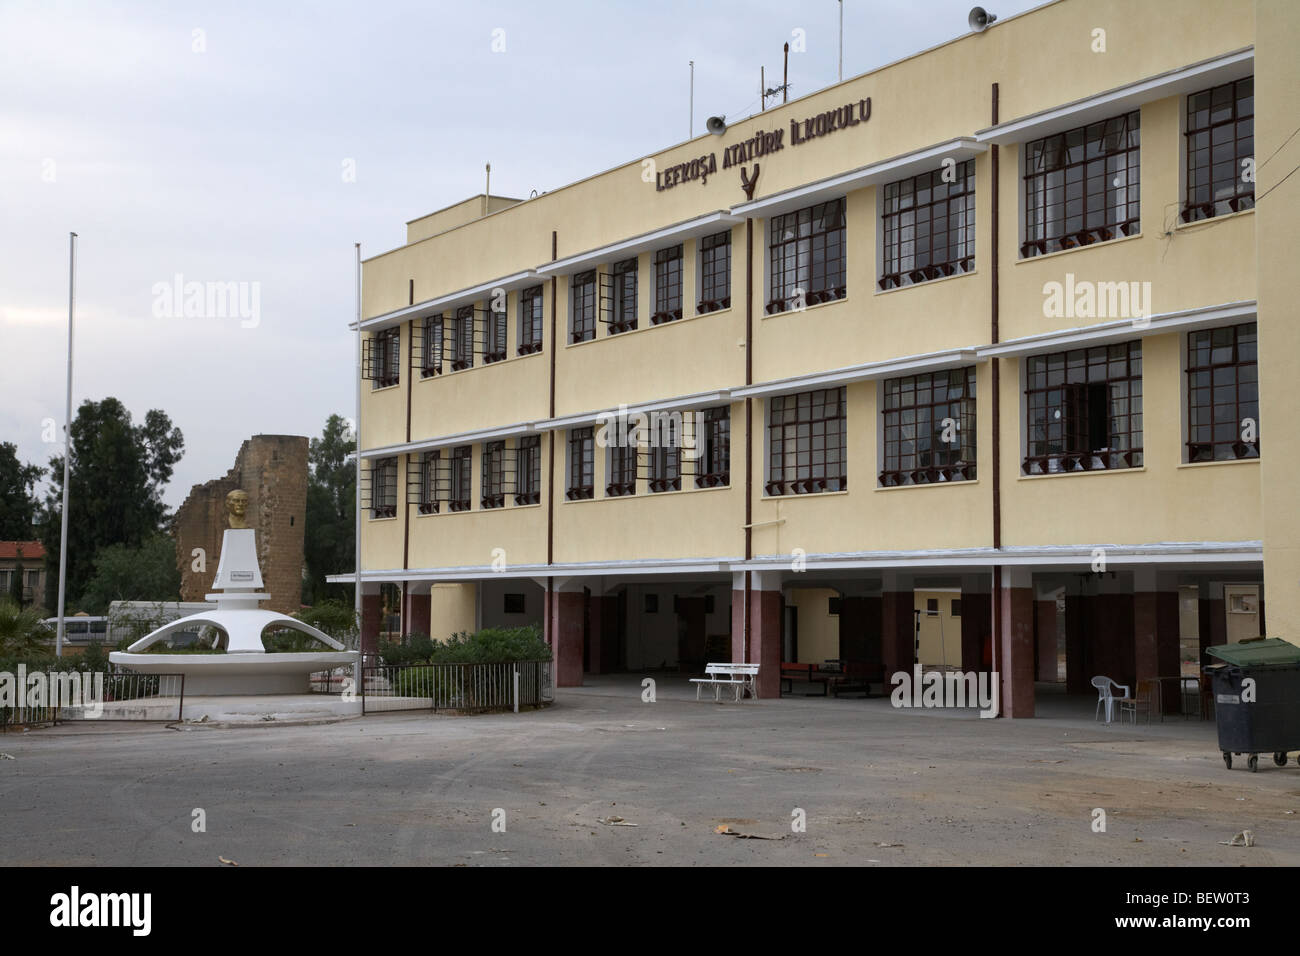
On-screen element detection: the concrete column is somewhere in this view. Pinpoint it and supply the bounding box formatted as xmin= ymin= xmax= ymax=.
xmin=997 ymin=566 xmax=1035 ymax=718
xmin=960 ymin=591 xmax=991 ymax=674
xmin=549 ymin=584 xmax=585 ymax=687
xmin=838 ymin=596 xmax=869 ymax=662
xmin=880 ymin=576 xmax=914 ymax=680
xmin=404 ymin=585 xmax=431 ymax=639
xmin=730 ymin=571 xmax=781 ymax=698
xmin=361 ymin=591 xmax=382 ymax=660
xmin=1034 ymin=598 xmax=1057 ymax=681
xmin=1063 ymin=593 xmax=1088 ymax=695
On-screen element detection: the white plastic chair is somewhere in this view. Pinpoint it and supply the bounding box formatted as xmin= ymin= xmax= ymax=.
xmin=1092 ymin=676 xmax=1128 ymax=724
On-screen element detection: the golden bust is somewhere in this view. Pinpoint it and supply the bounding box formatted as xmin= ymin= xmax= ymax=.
xmin=225 ymin=489 xmax=250 ymax=529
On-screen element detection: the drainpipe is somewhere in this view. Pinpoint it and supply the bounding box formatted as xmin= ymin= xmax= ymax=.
xmin=546 ymin=230 xmax=557 ymax=648
xmin=744 ymin=217 xmax=754 ymax=663
xmin=990 ymin=82 xmax=1003 ymax=714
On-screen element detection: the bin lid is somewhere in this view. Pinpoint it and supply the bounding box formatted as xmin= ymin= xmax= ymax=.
xmin=1206 ymin=638 xmax=1300 ymax=667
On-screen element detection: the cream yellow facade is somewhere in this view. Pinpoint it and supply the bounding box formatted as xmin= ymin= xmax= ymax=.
xmin=342 ymin=0 xmax=1296 ymax=710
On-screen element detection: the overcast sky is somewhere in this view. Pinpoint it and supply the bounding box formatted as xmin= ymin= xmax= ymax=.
xmin=0 ymin=0 xmax=1041 ymax=511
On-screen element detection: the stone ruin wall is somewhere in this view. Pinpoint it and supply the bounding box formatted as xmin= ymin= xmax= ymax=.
xmin=173 ymin=435 xmax=308 ymax=614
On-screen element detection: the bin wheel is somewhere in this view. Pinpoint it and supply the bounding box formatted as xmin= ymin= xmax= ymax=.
xmin=1223 ymin=752 xmax=1232 ymax=770
xmin=1274 ymin=752 xmax=1288 ymax=767
xmin=1247 ymin=754 xmax=1259 ymax=773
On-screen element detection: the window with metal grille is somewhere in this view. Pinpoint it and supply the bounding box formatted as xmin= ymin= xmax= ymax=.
xmin=880 ymin=160 xmax=976 ymax=289
xmin=484 ymin=301 xmax=507 ymax=364
xmin=1024 ymin=342 xmax=1143 ymax=474
xmin=1183 ymin=77 xmax=1254 ymax=223
xmin=1022 ymin=111 xmax=1140 ymax=258
xmin=698 ymin=230 xmax=732 ymax=313
xmin=647 ymin=414 xmax=681 ymax=492
xmin=571 ymin=271 xmax=597 ymax=343
xmin=609 ymin=258 xmax=638 ymax=334
xmin=421 ymin=315 xmax=443 ymax=377
xmin=364 ymin=328 xmax=401 ymax=388
xmin=370 ymin=457 xmax=398 ymax=517
xmin=767 ymin=198 xmax=846 ymax=313
xmin=416 ymin=451 xmax=439 ymax=514
xmin=515 ymin=435 xmax=541 ymax=504
xmin=880 ymin=367 xmax=977 ymax=486
xmin=449 ymin=445 xmax=472 ymax=511
xmin=652 ymin=245 xmax=683 ymax=324
xmin=481 ymin=440 xmax=506 ymax=507
xmin=518 ymin=285 xmax=544 ymax=355
xmin=606 ymin=441 xmax=636 ymax=497
xmin=450 ymin=306 xmax=474 ymax=370
xmin=766 ymin=387 xmax=847 ymax=495
xmin=567 ymin=427 xmax=594 ymax=499
xmin=696 ymin=406 xmax=730 ymax=488
xmin=1187 ymin=322 xmax=1258 ymax=462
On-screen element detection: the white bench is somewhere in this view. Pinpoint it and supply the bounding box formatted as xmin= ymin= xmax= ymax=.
xmin=690 ymin=662 xmax=760 ymax=702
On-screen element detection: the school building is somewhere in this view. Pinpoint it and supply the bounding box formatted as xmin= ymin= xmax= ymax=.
xmin=335 ymin=0 xmax=1300 ymax=714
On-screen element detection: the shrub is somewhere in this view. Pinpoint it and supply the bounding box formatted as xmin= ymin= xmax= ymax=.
xmin=294 ymin=600 xmax=359 ymax=648
xmin=378 ymin=633 xmax=434 ymax=665
xmin=428 ymin=625 xmax=550 ymax=664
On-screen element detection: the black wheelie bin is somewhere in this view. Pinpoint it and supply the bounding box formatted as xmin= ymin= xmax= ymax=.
xmin=1205 ymin=638 xmax=1300 ymax=772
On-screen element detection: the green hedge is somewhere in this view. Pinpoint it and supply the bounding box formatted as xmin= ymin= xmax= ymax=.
xmin=379 ymin=625 xmax=550 ymax=666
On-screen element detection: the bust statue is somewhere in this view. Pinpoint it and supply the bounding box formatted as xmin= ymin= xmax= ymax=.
xmin=225 ymin=489 xmax=250 ymax=529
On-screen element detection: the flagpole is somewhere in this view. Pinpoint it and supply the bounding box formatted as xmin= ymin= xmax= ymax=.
xmin=55 ymin=231 xmax=77 ymax=658
xmin=353 ymin=242 xmax=362 ymax=677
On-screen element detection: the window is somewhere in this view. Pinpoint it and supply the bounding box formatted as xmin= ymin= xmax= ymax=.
xmin=767 ymin=198 xmax=846 ymax=313
xmin=926 ymin=598 xmax=939 ymax=613
xmin=696 ymin=406 xmax=730 ymax=488
xmin=880 ymin=160 xmax=976 ymax=289
xmin=880 ymin=367 xmax=977 ymax=486
xmin=370 ymin=457 xmax=398 ymax=518
xmin=450 ymin=305 xmax=474 ymax=370
xmin=571 ymin=271 xmax=597 ymax=343
xmin=0 ymin=571 xmax=9 ymax=591
xmin=515 ymin=435 xmax=541 ymax=505
xmin=449 ymin=445 xmax=472 ymax=511
xmin=652 ymin=245 xmax=683 ymax=324
xmin=481 ymin=440 xmax=506 ymax=508
xmin=1184 ymin=77 xmax=1253 ymax=223
xmin=484 ymin=300 xmax=507 ymax=364
xmin=609 ymin=258 xmax=638 ymax=334
xmin=648 ymin=414 xmax=681 ymax=492
xmin=421 ymin=314 xmax=443 ymax=377
xmin=518 ymin=285 xmax=544 ymax=355
xmin=567 ymin=427 xmax=594 ymax=499
xmin=364 ymin=328 xmax=400 ymax=389
xmin=504 ymin=593 xmax=526 ymax=614
xmin=1187 ymin=322 xmax=1258 ymax=461
xmin=698 ymin=230 xmax=732 ymax=313
xmin=1024 ymin=342 xmax=1143 ymax=474
xmin=951 ymin=599 xmax=962 ymax=617
xmin=416 ymin=451 xmax=439 ymax=514
xmin=1022 ymin=111 xmax=1140 ymax=258
xmin=766 ymin=387 xmax=847 ymax=495
xmin=606 ymin=441 xmax=637 ymax=497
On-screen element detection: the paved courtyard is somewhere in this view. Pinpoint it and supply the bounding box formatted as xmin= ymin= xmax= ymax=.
xmin=1 ymin=677 xmax=1297 ymax=866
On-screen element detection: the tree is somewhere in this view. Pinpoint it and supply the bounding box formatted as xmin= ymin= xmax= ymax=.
xmin=0 ymin=599 xmax=52 ymax=658
xmin=303 ymin=414 xmax=356 ymax=605
xmin=0 ymin=442 xmax=44 ymax=540
xmin=78 ymin=533 xmax=182 ymax=614
xmin=40 ymin=398 xmax=184 ymax=610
